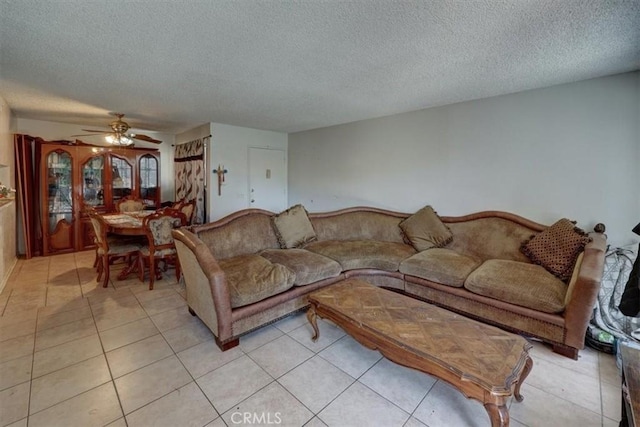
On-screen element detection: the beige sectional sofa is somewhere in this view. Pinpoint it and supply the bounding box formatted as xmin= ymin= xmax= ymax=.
xmin=173 ymin=206 xmax=606 ymax=359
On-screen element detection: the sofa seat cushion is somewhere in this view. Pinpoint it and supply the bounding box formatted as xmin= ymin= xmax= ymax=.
xmin=400 ymin=248 xmax=481 ymax=287
xmin=464 ymin=259 xmax=567 ymax=313
xmin=305 ymin=240 xmax=416 ymax=272
xmin=218 ymin=255 xmax=296 ymax=308
xmin=260 ymin=249 xmax=342 ymax=286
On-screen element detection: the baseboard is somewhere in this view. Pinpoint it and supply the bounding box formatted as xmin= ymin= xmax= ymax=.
xmin=0 ymin=256 xmax=18 ymax=295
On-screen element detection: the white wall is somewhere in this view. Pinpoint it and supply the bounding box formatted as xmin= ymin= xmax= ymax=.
xmin=289 ymin=72 xmax=640 ymax=246
xmin=0 ymin=99 xmax=15 ymax=185
xmin=15 ymin=118 xmax=176 ymax=201
xmin=0 ymin=96 xmax=17 ymax=292
xmin=175 ymin=123 xmax=212 ymax=145
xmin=210 ymin=123 xmax=288 ymax=220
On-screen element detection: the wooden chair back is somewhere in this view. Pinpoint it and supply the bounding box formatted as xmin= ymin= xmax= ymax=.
xmin=172 ymin=199 xmax=185 ymax=210
xmin=142 ymin=209 xmax=187 ymax=255
xmin=117 ymin=196 xmax=145 ymax=213
xmin=179 ymin=200 xmax=196 ymax=225
xmin=88 ymin=212 xmax=109 ymax=250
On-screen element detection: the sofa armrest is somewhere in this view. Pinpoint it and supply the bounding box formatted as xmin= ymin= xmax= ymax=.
xmin=173 ymin=228 xmax=234 ymax=342
xmin=563 ymin=227 xmax=607 ymax=350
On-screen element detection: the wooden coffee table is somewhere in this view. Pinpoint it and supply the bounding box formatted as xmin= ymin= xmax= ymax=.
xmin=306 ymin=279 xmax=533 ymax=427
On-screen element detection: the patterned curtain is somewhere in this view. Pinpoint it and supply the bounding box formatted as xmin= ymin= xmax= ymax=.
xmin=174 ymin=137 xmax=208 ymax=224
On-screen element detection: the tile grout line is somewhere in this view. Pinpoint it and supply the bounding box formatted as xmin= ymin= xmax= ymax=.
xmin=526 ymin=381 xmax=604 ymax=419
xmin=25 ymin=257 xmax=51 ymax=427
xmin=199 ymin=324 xmax=317 ymax=422
xmin=244 ymin=325 xmax=361 ymax=423
xmin=172 ymin=338 xmax=224 ymax=424
xmin=26 ymin=321 xmax=36 ymax=427
xmin=405 ymin=377 xmax=437 ymax=425
xmin=0 ymin=288 xmax=12 ymax=316
xmin=99 ymin=291 xmax=188 ymax=387
xmin=88 ymin=297 xmax=128 ymax=426
xmin=275 ymin=366 xmax=358 ymax=420
xmin=29 ymin=333 xmax=101 ymax=381
xmin=599 ymin=352 xmax=605 ymax=427
xmin=105 ymin=305 xmax=217 ymax=423
xmin=26 ymin=381 xmax=114 ymax=421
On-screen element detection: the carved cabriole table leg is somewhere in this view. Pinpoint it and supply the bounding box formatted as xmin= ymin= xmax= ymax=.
xmin=484 ymin=402 xmax=509 ymax=427
xmin=514 ymin=356 xmax=533 ymax=402
xmin=307 ymin=304 xmax=319 ymax=341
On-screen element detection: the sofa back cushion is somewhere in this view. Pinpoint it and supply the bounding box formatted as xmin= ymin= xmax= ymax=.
xmin=446 ymin=217 xmax=536 ymax=262
xmin=309 ymin=210 xmax=406 ymax=243
xmin=195 ymin=212 xmax=280 ymax=260
xmin=521 ymin=218 xmax=591 ymax=282
xmin=400 ymin=206 xmax=453 ymax=251
xmin=272 ymin=204 xmax=317 ymax=248
xmin=305 ymin=240 xmax=415 ymax=272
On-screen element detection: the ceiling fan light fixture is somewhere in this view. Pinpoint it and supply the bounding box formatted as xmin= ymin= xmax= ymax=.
xmin=71 ymin=114 xmax=161 ymax=144
xmin=106 ymin=134 xmax=133 ymax=146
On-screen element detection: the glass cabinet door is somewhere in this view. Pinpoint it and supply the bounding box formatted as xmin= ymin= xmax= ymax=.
xmin=139 ymin=154 xmax=158 ymax=208
xmin=45 ymin=149 xmax=74 ymax=253
xmin=46 ymin=150 xmax=73 ymax=227
xmin=82 ymin=155 xmax=105 ymax=208
xmin=111 ymin=156 xmax=133 ymax=204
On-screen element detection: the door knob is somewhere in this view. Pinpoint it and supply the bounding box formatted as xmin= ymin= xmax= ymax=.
xmin=251 ymin=199 xmax=255 ymax=203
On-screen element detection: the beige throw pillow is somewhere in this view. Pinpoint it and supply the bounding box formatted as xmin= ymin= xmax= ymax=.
xmin=521 ymin=218 xmax=592 ymax=282
xmin=399 ymin=206 xmax=453 ymax=251
xmin=272 ymin=204 xmax=317 ymax=249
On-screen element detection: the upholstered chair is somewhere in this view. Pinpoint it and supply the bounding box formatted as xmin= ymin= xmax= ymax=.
xmin=116 ymin=196 xmax=145 ymax=213
xmin=82 ymin=203 xmax=101 ymax=269
xmin=171 ymin=199 xmax=185 ymax=210
xmin=138 ymin=209 xmax=187 ymax=290
xmin=89 ymin=212 xmax=141 ymax=288
xmin=178 ymin=199 xmax=196 ymax=225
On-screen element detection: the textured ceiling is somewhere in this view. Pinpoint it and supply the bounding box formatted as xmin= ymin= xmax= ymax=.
xmin=1 ymin=0 xmax=638 ymax=134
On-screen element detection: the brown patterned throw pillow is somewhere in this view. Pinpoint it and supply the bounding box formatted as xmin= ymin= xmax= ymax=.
xmin=521 ymin=218 xmax=592 ymax=282
xmin=399 ymin=205 xmax=453 ymax=251
xmin=272 ymin=204 xmax=317 ymax=249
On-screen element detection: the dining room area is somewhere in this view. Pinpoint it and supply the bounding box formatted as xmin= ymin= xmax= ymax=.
xmin=89 ymin=198 xmax=195 ymax=290
xmin=13 ymin=135 xmax=203 ymax=292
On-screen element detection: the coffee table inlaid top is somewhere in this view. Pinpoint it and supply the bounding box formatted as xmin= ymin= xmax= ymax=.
xmin=308 ymin=279 xmax=532 ymax=395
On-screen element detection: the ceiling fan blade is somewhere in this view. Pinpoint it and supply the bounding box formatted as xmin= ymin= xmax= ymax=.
xmin=130 ymin=134 xmax=162 ymax=144
xmin=80 ymin=129 xmax=111 ymax=134
xmin=70 ymin=133 xmax=110 ymax=137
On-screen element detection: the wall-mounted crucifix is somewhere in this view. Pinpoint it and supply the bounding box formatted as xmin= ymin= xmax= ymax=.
xmin=215 ymin=165 xmax=228 ymax=196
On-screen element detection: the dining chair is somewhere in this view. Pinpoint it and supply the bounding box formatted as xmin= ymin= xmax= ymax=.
xmin=89 ymin=212 xmax=141 ymax=288
xmin=116 ymin=196 xmax=145 ymax=213
xmin=82 ymin=203 xmax=101 ymax=269
xmin=171 ymin=199 xmax=185 ymax=210
xmin=178 ymin=199 xmax=196 ymax=225
xmin=83 ymin=203 xmax=126 ymax=271
xmin=138 ymin=209 xmax=187 ymax=290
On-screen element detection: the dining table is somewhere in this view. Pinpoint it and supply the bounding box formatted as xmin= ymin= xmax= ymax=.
xmin=101 ymin=211 xmax=154 ymax=235
xmin=100 ymin=211 xmax=155 ymax=279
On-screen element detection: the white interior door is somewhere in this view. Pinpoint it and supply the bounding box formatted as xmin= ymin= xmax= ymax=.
xmin=248 ymin=147 xmax=286 ymax=212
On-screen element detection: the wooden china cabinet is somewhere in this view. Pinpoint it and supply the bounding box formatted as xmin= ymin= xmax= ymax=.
xmin=36 ymin=139 xmax=160 ymax=255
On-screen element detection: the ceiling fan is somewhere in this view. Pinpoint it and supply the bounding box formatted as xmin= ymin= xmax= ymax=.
xmin=71 ymin=113 xmax=162 ymax=145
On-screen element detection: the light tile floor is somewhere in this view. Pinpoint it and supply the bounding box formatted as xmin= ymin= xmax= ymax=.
xmin=0 ymin=252 xmax=623 ymax=427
